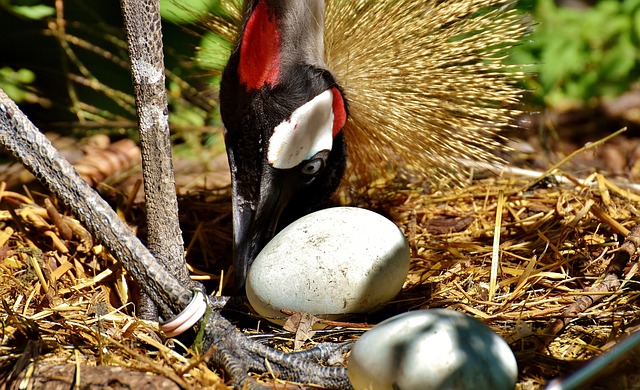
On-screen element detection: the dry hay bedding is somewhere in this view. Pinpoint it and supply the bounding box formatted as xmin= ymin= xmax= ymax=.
xmin=1 ymin=159 xmax=640 ymax=389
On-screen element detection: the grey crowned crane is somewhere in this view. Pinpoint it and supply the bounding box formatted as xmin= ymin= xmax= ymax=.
xmin=0 ymin=0 xmax=528 ymax=387
xmin=220 ymin=0 xmax=348 ymax=289
xmin=218 ymin=0 xmax=526 ymax=290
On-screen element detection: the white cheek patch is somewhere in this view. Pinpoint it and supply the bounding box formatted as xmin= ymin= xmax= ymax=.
xmin=267 ymin=89 xmax=334 ymax=169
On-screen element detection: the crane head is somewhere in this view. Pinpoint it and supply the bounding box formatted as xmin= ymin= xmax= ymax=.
xmin=220 ymin=0 xmax=348 ymax=290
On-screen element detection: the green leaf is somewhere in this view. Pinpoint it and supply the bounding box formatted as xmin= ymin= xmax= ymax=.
xmin=0 ymin=67 xmax=37 ymax=103
xmin=160 ymin=0 xmax=217 ymax=24
xmin=634 ymin=8 xmax=640 ymax=42
xmin=196 ymin=32 xmax=232 ymax=71
xmin=10 ymin=4 xmax=54 ymax=19
xmin=600 ymin=34 xmax=636 ymax=82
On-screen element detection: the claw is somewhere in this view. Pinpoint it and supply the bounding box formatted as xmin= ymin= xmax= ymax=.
xmin=199 ymin=309 xmax=352 ymax=388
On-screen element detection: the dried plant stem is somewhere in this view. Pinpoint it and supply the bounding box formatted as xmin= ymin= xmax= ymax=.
xmin=489 ymin=189 xmax=505 ymax=301
xmin=542 ymin=224 xmax=640 ymax=344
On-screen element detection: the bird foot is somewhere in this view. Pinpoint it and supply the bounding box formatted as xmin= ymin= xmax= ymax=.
xmin=198 ymin=305 xmax=352 ymax=389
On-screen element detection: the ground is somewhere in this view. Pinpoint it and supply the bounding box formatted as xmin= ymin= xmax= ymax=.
xmin=1 ymin=102 xmax=640 ymax=389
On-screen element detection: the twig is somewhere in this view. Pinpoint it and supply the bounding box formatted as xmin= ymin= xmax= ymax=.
xmin=541 ymin=224 xmax=640 ymax=344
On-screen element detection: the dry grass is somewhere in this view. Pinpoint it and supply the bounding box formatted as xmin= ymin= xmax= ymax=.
xmin=1 ymin=145 xmax=640 ymax=389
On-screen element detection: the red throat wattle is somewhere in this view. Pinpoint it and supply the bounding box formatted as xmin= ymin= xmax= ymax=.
xmin=331 ymin=87 xmax=346 ymax=137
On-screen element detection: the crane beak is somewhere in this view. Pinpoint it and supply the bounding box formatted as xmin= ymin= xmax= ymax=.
xmin=229 ymin=166 xmax=292 ymax=292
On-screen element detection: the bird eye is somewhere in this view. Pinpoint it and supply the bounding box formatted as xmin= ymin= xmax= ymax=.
xmin=301 ymin=158 xmax=324 ymax=176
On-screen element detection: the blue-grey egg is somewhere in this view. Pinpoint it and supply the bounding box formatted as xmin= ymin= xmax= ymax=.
xmin=348 ymin=309 xmax=518 ymax=390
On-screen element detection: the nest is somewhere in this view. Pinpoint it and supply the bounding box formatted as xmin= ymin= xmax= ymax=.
xmin=1 ymin=137 xmax=640 ymax=389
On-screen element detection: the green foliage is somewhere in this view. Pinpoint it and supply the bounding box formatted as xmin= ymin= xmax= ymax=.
xmin=6 ymin=0 xmax=637 ymax=133
xmin=159 ymin=0 xmax=232 ymax=152
xmin=0 ymin=67 xmax=37 ymax=103
xmin=0 ymin=0 xmax=226 ymax=149
xmin=1 ymin=0 xmax=54 ymax=19
xmin=160 ymin=0 xmax=218 ymax=23
xmin=512 ymin=0 xmax=640 ymax=106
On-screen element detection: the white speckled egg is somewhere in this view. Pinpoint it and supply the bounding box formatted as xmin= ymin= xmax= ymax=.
xmin=348 ymin=309 xmax=518 ymax=390
xmin=246 ymin=207 xmax=410 ymax=325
